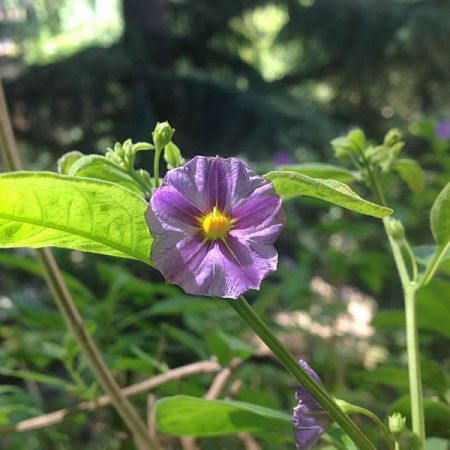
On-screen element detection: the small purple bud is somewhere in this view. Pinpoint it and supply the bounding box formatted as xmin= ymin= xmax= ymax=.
xmin=292 ymin=360 xmax=330 ymax=449
xmin=435 ymin=121 xmax=450 ymax=140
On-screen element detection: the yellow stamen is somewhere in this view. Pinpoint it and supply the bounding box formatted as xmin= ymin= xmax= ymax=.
xmin=201 ymin=206 xmax=232 ymax=240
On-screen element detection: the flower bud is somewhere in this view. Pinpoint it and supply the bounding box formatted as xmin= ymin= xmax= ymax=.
xmin=384 ymin=128 xmax=402 ymax=147
xmin=153 ymin=121 xmax=175 ymax=150
xmin=331 ymin=137 xmax=352 ymax=159
xmin=386 ymin=218 xmax=405 ymax=241
xmin=388 ymin=412 xmax=406 ymax=437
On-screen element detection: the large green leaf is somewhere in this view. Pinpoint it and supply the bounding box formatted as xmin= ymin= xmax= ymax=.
xmin=265 ymin=171 xmax=392 ymax=218
xmin=0 ymin=172 xmax=152 ymax=263
xmin=155 ymin=395 xmax=291 ymax=437
xmin=278 ymin=163 xmax=356 ymax=183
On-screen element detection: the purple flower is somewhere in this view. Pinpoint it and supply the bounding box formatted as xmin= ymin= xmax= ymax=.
xmin=435 ymin=121 xmax=450 ymax=140
xmin=293 ymin=360 xmax=330 ymax=449
xmin=145 ymin=156 xmax=285 ymax=299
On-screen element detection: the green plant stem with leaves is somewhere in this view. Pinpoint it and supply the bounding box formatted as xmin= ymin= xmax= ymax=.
xmin=227 ymin=296 xmax=377 ymax=450
xmin=365 ymin=163 xmax=425 ymax=448
xmin=0 ymin=84 xmax=160 ymax=450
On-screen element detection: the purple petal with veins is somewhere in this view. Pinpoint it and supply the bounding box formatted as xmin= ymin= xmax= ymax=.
xmin=293 ymin=360 xmax=330 ymax=449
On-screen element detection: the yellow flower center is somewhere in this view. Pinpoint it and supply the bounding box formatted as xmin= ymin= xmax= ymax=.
xmin=201 ymin=206 xmax=232 ymax=240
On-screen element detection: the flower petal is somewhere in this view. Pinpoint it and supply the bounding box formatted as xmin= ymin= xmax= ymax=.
xmin=232 ymin=184 xmax=284 ymax=232
xmin=292 ymin=360 xmax=330 ymax=450
xmin=148 ymin=186 xmax=203 ymax=229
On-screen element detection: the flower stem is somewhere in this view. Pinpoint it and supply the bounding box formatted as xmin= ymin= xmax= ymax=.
xmin=153 ymin=145 xmax=162 ymax=188
xmin=0 ymin=83 xmax=159 ymax=450
xmin=227 ymin=297 xmax=376 ymax=450
xmin=337 ymin=401 xmax=395 ymax=450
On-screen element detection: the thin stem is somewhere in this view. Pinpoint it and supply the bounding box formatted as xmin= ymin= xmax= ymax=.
xmin=227 ymin=297 xmax=376 ymax=450
xmin=419 ymin=243 xmax=449 ymax=287
xmin=153 ymin=146 xmax=162 ymax=188
xmin=363 ymin=157 xmax=425 ymax=448
xmin=404 ymin=284 xmax=425 ymax=444
xmin=341 ymin=403 xmax=395 ymax=450
xmin=0 ymin=82 xmax=160 ymax=450
xmin=402 ymin=238 xmax=419 ymax=283
xmin=383 ymin=219 xmax=425 ymax=447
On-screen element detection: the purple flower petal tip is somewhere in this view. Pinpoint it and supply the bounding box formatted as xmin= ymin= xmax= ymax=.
xmin=146 ymin=156 xmax=285 ymax=299
xmin=293 ymin=360 xmax=330 ymax=449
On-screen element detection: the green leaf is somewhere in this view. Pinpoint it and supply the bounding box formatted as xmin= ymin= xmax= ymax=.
xmin=57 ymin=150 xmax=84 ymax=175
xmin=265 ymin=171 xmax=392 ymax=218
xmin=69 ymin=155 xmax=145 ymax=195
xmin=393 ymin=158 xmax=425 ymax=194
xmin=0 ymin=172 xmax=152 ymax=263
xmin=164 ymin=142 xmax=185 ymax=170
xmin=155 ymin=395 xmax=291 ymax=437
xmin=0 ymin=368 xmax=77 ymax=392
xmin=279 ymin=163 xmax=356 ymax=183
xmin=420 ymin=184 xmax=450 ymax=284
xmin=206 ymin=330 xmax=256 ymax=366
xmin=430 ymin=182 xmax=450 ymax=251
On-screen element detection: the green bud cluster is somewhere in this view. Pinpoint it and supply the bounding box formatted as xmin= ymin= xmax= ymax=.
xmin=365 ymin=128 xmax=404 ymax=173
xmin=331 ymin=129 xmax=366 ymax=160
xmin=105 ymin=139 xmax=154 ymax=171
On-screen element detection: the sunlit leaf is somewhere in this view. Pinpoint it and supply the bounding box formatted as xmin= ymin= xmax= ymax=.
xmin=69 ymin=154 xmax=145 ymax=195
xmin=266 ymin=171 xmax=392 ymax=218
xmin=0 ymin=172 xmax=152 ymax=263
xmin=279 ymin=163 xmax=356 ymax=183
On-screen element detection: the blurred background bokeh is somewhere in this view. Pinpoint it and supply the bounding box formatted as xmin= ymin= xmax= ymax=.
xmin=0 ymin=1 xmax=449 ymax=449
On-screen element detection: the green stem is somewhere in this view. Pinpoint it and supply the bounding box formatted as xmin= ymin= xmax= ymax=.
xmin=339 ymin=402 xmax=395 ymax=450
xmin=0 ymin=83 xmax=160 ymax=450
xmin=419 ymin=243 xmax=449 ymax=287
xmin=404 ymin=284 xmax=425 ymax=444
xmin=227 ymin=297 xmax=376 ymax=450
xmin=384 ymin=219 xmax=425 ymax=448
xmin=362 ymin=158 xmax=425 ymax=448
xmin=402 ymin=238 xmax=419 ymax=283
xmin=153 ymin=145 xmax=163 ymax=188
